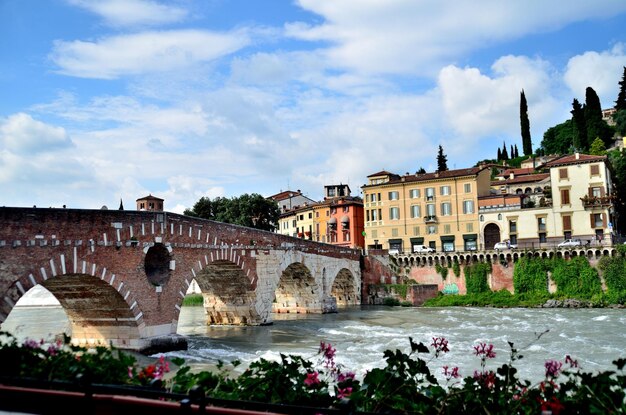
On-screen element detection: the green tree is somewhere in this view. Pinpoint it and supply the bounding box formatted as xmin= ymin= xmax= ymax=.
xmin=585 ymin=87 xmax=613 ymax=147
xmin=184 ymin=194 xmax=280 ymax=231
xmin=514 ymin=144 xmax=519 ymax=158
xmin=496 ymin=147 xmax=502 ymax=161
xmin=417 ymin=167 xmax=426 ymax=174
xmin=608 ymin=149 xmax=626 ymax=235
xmin=436 ymin=145 xmax=448 ymax=171
xmin=520 ymin=90 xmax=533 ymax=155
xmin=571 ymin=98 xmax=587 ymax=151
xmin=615 ymin=66 xmax=626 ymax=111
xmin=541 ymin=120 xmax=574 ymax=154
xmin=613 ymin=109 xmax=626 ymax=136
xmin=588 ymin=137 xmax=607 ymax=155
xmin=501 ymin=142 xmax=509 ymax=160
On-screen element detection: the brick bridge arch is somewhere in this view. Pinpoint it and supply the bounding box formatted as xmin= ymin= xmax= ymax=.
xmin=0 ymin=207 xmax=361 ymax=351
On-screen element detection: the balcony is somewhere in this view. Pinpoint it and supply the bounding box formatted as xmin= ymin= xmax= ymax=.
xmin=423 ymin=215 xmax=438 ymax=224
xmin=581 ymin=195 xmax=617 ymax=208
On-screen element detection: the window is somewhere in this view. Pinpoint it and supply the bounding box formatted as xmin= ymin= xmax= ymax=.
xmin=343 ymin=206 xmax=349 ymax=212
xmin=308 ymin=213 xmax=312 ymax=219
xmin=410 ymin=204 xmax=421 ymax=218
xmin=592 ymin=213 xmax=604 ymax=228
xmin=591 ymin=187 xmax=602 ymax=197
xmin=389 ymin=191 xmax=399 ymax=200
xmin=509 ymin=220 xmax=517 ymax=233
xmin=413 ymin=226 xmax=420 ymax=235
xmin=464 ymin=183 xmax=471 ymax=193
xmin=391 ymin=228 xmax=398 ymax=237
xmin=560 ymin=189 xmax=570 ymax=205
xmin=370 ymin=193 xmax=377 ymax=202
xmin=440 ymin=185 xmax=451 ymax=196
xmin=330 ymin=208 xmax=336 ymax=214
xmin=462 ymin=200 xmax=474 ymax=214
xmin=371 ymin=209 xmax=378 ymax=221
xmin=539 ymin=233 xmax=547 ymax=243
xmin=426 ymin=204 xmax=436 ymax=216
xmin=328 ymin=188 xmax=336 ymax=197
xmin=590 ymin=164 xmax=600 ymax=176
xmin=559 ymin=168 xmax=568 ymax=180
xmin=292 ymin=219 xmax=296 ymax=227
xmin=537 ymin=217 xmax=547 ymax=231
xmin=466 ymin=223 xmax=473 ymax=232
xmin=497 ymin=213 xmax=502 ymax=220
xmin=390 ymin=207 xmax=400 ymax=220
xmin=465 ymin=238 xmax=477 ymax=251
xmin=443 ymin=224 xmax=451 ymax=234
xmin=427 ymin=225 xmax=437 ymax=234
xmin=562 ymin=215 xmax=571 ymax=231
xmin=510 ymin=235 xmax=517 ymax=245
xmin=479 ymin=215 xmax=484 ymax=221
xmin=440 ymin=202 xmax=452 ymax=216
xmin=409 ymin=189 xmax=420 ymax=198
xmin=426 ymin=187 xmax=435 ymax=201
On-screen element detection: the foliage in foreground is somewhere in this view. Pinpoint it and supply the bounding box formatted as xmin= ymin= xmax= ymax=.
xmin=1 ymin=331 xmax=625 ymax=414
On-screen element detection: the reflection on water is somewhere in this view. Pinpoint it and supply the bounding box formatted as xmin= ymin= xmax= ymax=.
xmin=2 ymin=303 xmax=625 ymax=383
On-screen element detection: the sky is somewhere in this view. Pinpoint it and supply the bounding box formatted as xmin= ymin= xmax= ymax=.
xmin=1 ymin=0 xmax=626 ymax=214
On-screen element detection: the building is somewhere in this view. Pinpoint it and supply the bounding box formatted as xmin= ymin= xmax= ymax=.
xmin=276 ymin=184 xmax=365 ymax=249
xmin=136 ymin=195 xmax=164 ymax=211
xmin=361 ymin=166 xmax=492 ymax=253
xmin=269 ymin=189 xmax=316 ymax=213
xmin=478 ymin=153 xmax=617 ymax=249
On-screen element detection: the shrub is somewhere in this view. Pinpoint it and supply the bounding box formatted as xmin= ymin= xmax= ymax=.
xmin=383 ymin=297 xmax=401 ymax=306
xmin=513 ymin=256 xmax=551 ymax=294
xmin=465 ymin=262 xmax=491 ymax=294
xmin=551 ymin=256 xmax=602 ymax=299
xmin=182 ymin=293 xmax=203 ymax=306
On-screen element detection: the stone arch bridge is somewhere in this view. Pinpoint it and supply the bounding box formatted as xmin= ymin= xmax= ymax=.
xmin=0 ymin=208 xmax=361 ymax=351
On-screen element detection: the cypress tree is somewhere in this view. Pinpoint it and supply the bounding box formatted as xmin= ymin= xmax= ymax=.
xmin=514 ymin=144 xmax=519 ymax=158
xmin=616 ymin=66 xmax=626 ymax=111
xmin=510 ymin=145 xmax=515 ymax=159
xmin=437 ymin=145 xmax=448 ymax=171
xmin=571 ymin=98 xmax=587 ymax=151
xmin=501 ymin=142 xmax=509 ymax=160
xmin=520 ymin=90 xmax=532 ymax=155
xmin=585 ymin=87 xmax=605 ymax=147
xmin=497 ymin=147 xmax=502 ymax=161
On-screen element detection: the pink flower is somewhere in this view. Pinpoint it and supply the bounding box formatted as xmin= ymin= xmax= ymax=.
xmin=473 ymin=370 xmax=496 ymax=389
xmin=304 ymin=371 xmax=320 ymax=387
xmin=127 ymin=367 xmax=134 ymax=379
xmin=23 ymin=339 xmax=40 ymax=349
xmin=431 ymin=337 xmax=450 ymax=356
xmin=473 ymin=343 xmax=496 ymax=359
xmin=319 ymin=341 xmax=337 ymax=368
xmin=545 ymin=359 xmax=563 ymax=378
xmin=443 ymin=365 xmax=460 ymax=380
xmin=565 ymin=355 xmax=579 ymax=368
xmin=337 ymin=371 xmax=355 ymax=383
xmin=337 ymin=387 xmax=353 ymax=399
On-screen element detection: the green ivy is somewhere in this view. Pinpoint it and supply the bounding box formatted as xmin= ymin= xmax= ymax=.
xmin=513 ymin=256 xmax=551 ymax=294
xmin=465 ymin=262 xmax=491 ymax=294
xmin=452 ymin=260 xmax=461 ymax=278
xmin=435 ymin=263 xmax=448 ymax=280
xmin=550 ymin=257 xmax=602 ymax=299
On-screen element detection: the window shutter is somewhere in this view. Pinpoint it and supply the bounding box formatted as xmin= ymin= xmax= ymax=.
xmin=590 ymin=164 xmax=599 ymax=176
xmin=562 ymin=216 xmax=571 ymax=231
xmin=600 ymin=187 xmax=606 ymax=197
xmin=602 ymin=213 xmax=607 ymax=227
xmin=588 ymin=188 xmax=593 ymax=197
xmin=559 ymin=168 xmax=567 ymax=179
xmin=590 ymin=214 xmax=594 ymax=228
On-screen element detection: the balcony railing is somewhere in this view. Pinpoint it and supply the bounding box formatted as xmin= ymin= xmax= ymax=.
xmin=580 ymin=195 xmax=617 ymax=208
xmin=423 ymin=215 xmax=438 ymax=223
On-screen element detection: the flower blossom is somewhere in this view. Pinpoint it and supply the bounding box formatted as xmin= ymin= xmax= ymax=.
xmin=337 ymin=387 xmax=353 ymax=399
xmin=545 ymin=359 xmax=563 ymax=378
xmin=565 ymin=355 xmax=579 ymax=368
xmin=304 ymin=371 xmax=320 ymax=387
xmin=443 ymin=365 xmax=460 ymax=380
xmin=473 ymin=343 xmax=496 ymax=359
xmin=337 ymin=371 xmax=355 ymax=383
xmin=431 ymin=337 xmax=450 ymax=357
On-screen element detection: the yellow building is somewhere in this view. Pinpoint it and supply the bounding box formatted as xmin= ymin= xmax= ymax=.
xmin=277 ymin=204 xmax=315 ymax=238
xmin=479 ymin=153 xmax=617 ymax=248
xmin=361 ymin=167 xmax=492 ymax=253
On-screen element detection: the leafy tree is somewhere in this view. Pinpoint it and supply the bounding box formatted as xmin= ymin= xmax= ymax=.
xmin=184 ymin=194 xmax=280 ymax=231
xmin=417 ymin=167 xmax=426 ymax=174
xmin=571 ymin=98 xmax=587 ymax=151
xmin=585 ymin=87 xmax=613 ymax=147
xmin=615 ymin=66 xmax=626 ymax=111
xmin=541 ymin=120 xmax=574 ymax=154
xmin=436 ymin=145 xmax=448 ymax=171
xmin=613 ymin=109 xmax=626 ymax=136
xmin=520 ymin=90 xmax=532 ymax=155
xmin=588 ymin=137 xmax=607 ymax=155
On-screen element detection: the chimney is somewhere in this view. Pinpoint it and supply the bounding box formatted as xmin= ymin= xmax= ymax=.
xmin=509 ymin=172 xmax=514 ymax=179
xmin=575 ymin=152 xmax=580 ymax=160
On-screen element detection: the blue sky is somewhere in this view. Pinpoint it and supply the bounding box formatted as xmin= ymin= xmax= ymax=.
xmin=1 ymin=0 xmax=626 ymax=213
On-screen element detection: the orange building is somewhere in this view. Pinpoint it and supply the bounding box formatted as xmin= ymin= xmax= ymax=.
xmin=317 ymin=184 xmax=365 ymax=250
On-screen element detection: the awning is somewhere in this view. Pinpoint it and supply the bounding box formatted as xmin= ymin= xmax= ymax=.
xmin=462 ymin=233 xmax=477 ymax=240
xmin=341 ymin=215 xmax=350 ymax=223
xmin=329 ymin=217 xmax=337 ymax=224
xmin=440 ymin=236 xmax=455 ymax=243
xmin=388 ymin=239 xmax=403 ymax=244
xmin=410 ymin=237 xmax=424 ymax=244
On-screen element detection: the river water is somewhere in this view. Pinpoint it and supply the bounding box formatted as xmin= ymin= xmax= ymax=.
xmin=4 ymin=302 xmax=624 ymax=384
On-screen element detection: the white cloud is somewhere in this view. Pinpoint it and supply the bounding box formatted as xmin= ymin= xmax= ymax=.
xmin=66 ymin=0 xmax=188 ymax=27
xmin=438 ymin=55 xmax=561 ymax=144
xmin=564 ymin=43 xmax=626 ymax=108
xmin=0 ymin=113 xmax=73 ymax=154
xmin=288 ymin=0 xmax=626 ymax=76
xmin=50 ymin=29 xmax=250 ymax=79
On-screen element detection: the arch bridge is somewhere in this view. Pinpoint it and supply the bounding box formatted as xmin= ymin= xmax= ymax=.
xmin=0 ymin=208 xmax=361 ymax=352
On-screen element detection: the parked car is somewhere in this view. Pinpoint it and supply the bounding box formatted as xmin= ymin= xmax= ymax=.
xmin=557 ymin=239 xmax=582 ymax=248
xmin=388 ymin=248 xmax=400 ymax=255
xmin=494 ymin=241 xmax=517 ymax=250
xmin=413 ymin=245 xmax=435 ymax=253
